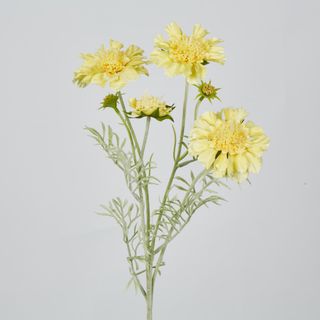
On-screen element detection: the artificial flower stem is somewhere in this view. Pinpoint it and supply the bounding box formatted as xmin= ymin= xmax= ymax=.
xmin=116 ymin=95 xmax=146 ymax=225
xmin=150 ymin=80 xmax=189 ymax=285
xmin=118 ymin=94 xmax=149 ymax=253
xmin=114 ymin=109 xmax=137 ymax=161
xmin=118 ymin=93 xmax=142 ymax=156
xmin=178 ymin=150 xmax=189 ymax=162
xmin=118 ymin=92 xmax=151 ymax=229
xmin=124 ymin=235 xmax=147 ymax=298
xmin=118 ymin=92 xmax=153 ymax=320
xmin=113 ymin=109 xmax=146 ymax=297
xmin=141 ymin=116 xmax=152 ymax=247
xmin=152 ymin=169 xmax=208 ymax=282
xmin=194 ymin=98 xmax=203 ymax=120
xmin=176 ymin=80 xmax=189 ymax=159
xmin=141 ymin=117 xmax=153 ymax=320
xmin=141 ymin=117 xmax=151 ymax=158
xmin=146 ymin=263 xmax=153 ymax=320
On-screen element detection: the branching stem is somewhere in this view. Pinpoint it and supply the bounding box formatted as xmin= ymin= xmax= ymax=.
xmin=150 ymin=80 xmax=189 ymax=287
xmin=118 ymin=92 xmax=153 ymax=318
xmin=109 ymin=84 xmax=209 ymax=319
xmin=152 ymin=169 xmax=208 ymax=283
xmin=118 ymin=92 xmax=151 ymax=236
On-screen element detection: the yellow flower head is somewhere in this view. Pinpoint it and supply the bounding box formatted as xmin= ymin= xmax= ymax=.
xmin=189 ymin=108 xmax=269 ymax=182
xmin=150 ymin=23 xmax=225 ymax=84
xmin=73 ymin=40 xmax=148 ymax=91
xmin=129 ymin=95 xmax=174 ymax=121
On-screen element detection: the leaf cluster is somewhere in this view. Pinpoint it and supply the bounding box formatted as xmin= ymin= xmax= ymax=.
xmin=85 ymin=124 xmax=159 ymax=201
xmin=155 ymin=170 xmax=225 ymax=250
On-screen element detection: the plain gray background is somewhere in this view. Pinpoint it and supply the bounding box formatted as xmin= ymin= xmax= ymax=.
xmin=1 ymin=0 xmax=319 ymax=319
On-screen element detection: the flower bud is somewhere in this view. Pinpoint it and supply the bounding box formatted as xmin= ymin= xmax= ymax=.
xmin=196 ymin=81 xmax=220 ymax=103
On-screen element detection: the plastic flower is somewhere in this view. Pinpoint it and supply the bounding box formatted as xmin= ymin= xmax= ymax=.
xmin=195 ymin=81 xmax=220 ymax=103
xmin=129 ymin=95 xmax=174 ymax=121
xmin=150 ymin=23 xmax=225 ymax=83
xmin=73 ymin=40 xmax=148 ymax=90
xmin=189 ymin=108 xmax=269 ymax=182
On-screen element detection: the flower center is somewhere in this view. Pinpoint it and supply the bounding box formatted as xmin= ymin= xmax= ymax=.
xmin=209 ymin=122 xmax=248 ymax=155
xmin=169 ymin=37 xmax=206 ymax=64
xmin=202 ymin=83 xmax=216 ymax=96
xmin=103 ymin=61 xmax=124 ymax=75
xmin=103 ymin=52 xmax=126 ymax=75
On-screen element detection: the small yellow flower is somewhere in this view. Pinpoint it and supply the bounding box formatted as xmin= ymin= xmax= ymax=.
xmin=129 ymin=95 xmax=174 ymax=121
xmin=189 ymin=108 xmax=269 ymax=182
xmin=73 ymin=40 xmax=148 ymax=91
xmin=150 ymin=23 xmax=225 ymax=83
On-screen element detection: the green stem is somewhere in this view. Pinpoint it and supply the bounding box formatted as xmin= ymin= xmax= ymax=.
xmin=117 ymin=95 xmax=146 ymax=232
xmin=118 ymin=93 xmax=142 ymax=156
xmin=152 ymin=169 xmax=208 ymax=282
xmin=194 ymin=98 xmax=203 ymax=120
xmin=125 ymin=236 xmax=146 ymax=297
xmin=117 ymin=93 xmax=153 ymax=320
xmin=176 ymin=80 xmax=189 ymax=159
xmin=141 ymin=117 xmax=152 ymax=242
xmin=114 ymin=109 xmax=137 ymax=161
xmin=178 ymin=150 xmax=189 ymax=162
xmin=113 ymin=108 xmax=146 ymax=297
xmin=141 ymin=117 xmax=151 ymax=158
xmin=150 ymin=80 xmax=189 ymax=284
xmin=141 ymin=119 xmax=153 ymax=320
xmin=140 ymin=117 xmax=153 ymax=317
xmin=118 ymin=93 xmax=151 ymax=232
xmin=146 ymin=259 xmax=153 ymax=320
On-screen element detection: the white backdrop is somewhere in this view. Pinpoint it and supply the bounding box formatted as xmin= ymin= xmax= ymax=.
xmin=1 ymin=0 xmax=319 ymax=319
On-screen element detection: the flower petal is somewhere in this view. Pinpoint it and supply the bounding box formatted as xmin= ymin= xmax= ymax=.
xmin=192 ymin=24 xmax=209 ymax=39
xmin=165 ymin=22 xmax=183 ymax=39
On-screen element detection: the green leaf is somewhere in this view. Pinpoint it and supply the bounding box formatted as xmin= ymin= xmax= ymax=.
xmin=175 ymin=176 xmax=190 ymax=186
xmin=174 ymin=184 xmax=188 ymax=192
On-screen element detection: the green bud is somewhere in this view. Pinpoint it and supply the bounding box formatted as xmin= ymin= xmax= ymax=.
xmin=100 ymin=94 xmax=119 ymax=110
xmin=195 ymin=81 xmax=221 ymax=103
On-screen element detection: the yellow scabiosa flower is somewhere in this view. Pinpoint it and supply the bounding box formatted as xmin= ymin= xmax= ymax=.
xmin=129 ymin=95 xmax=174 ymax=121
xmin=150 ymin=23 xmax=225 ymax=83
xmin=73 ymin=40 xmax=148 ymax=91
xmin=189 ymin=108 xmax=269 ymax=182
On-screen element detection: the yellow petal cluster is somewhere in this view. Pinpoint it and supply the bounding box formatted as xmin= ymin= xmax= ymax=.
xmin=129 ymin=95 xmax=172 ymax=117
xmin=150 ymin=23 xmax=225 ymax=84
xmin=189 ymin=108 xmax=269 ymax=182
xmin=73 ymin=40 xmax=148 ymax=91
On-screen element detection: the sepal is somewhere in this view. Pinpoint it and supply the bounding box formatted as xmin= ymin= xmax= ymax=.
xmin=100 ymin=94 xmax=119 ymax=110
xmin=129 ymin=105 xmax=175 ymax=122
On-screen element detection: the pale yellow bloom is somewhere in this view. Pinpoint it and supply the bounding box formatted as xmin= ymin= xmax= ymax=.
xmin=129 ymin=95 xmax=173 ymax=120
xmin=73 ymin=40 xmax=148 ymax=90
xmin=189 ymin=108 xmax=269 ymax=182
xmin=150 ymin=23 xmax=225 ymax=83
